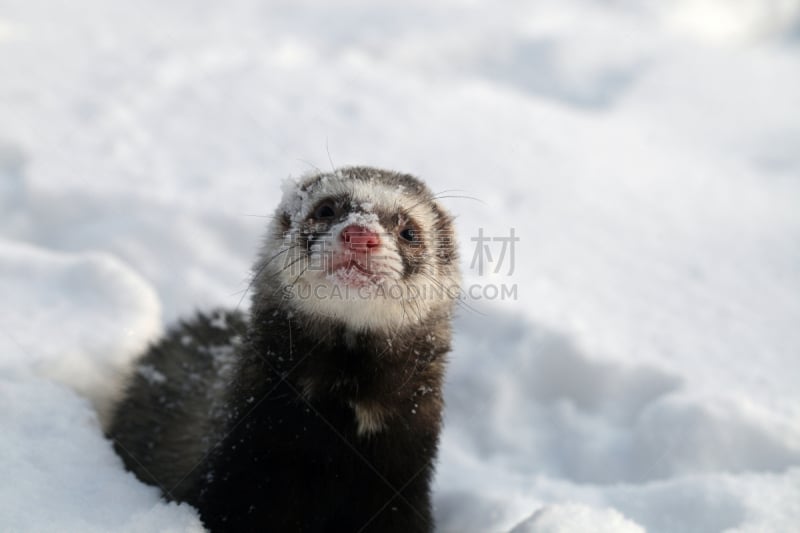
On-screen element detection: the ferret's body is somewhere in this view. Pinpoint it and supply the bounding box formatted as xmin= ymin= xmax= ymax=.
xmin=108 ymin=167 xmax=460 ymax=532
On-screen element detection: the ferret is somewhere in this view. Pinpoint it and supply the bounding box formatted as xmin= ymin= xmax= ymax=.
xmin=108 ymin=166 xmax=461 ymax=532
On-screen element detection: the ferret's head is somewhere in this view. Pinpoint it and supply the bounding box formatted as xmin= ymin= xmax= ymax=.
xmin=253 ymin=166 xmax=461 ymax=331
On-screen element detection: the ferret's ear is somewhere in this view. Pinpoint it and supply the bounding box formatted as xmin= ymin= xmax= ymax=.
xmin=429 ymin=205 xmax=457 ymax=265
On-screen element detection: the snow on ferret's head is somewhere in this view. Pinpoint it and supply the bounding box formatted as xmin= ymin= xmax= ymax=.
xmin=253 ymin=166 xmax=461 ymax=331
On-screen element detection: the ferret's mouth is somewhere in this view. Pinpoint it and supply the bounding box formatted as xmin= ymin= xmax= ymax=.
xmin=331 ymin=258 xmax=375 ymax=277
xmin=326 ymin=256 xmax=383 ymax=287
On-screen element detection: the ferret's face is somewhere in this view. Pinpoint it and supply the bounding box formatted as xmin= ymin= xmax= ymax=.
xmin=255 ymin=168 xmax=460 ymax=331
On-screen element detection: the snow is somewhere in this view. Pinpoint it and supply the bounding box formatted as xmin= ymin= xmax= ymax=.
xmin=0 ymin=376 xmax=202 ymax=533
xmin=0 ymin=242 xmax=201 ymax=531
xmin=1 ymin=0 xmax=799 ymax=531
xmin=509 ymin=503 xmax=645 ymax=533
xmin=0 ymin=239 xmax=162 ymax=423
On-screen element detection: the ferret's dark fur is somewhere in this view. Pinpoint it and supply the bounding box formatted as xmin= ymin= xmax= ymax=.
xmin=108 ymin=167 xmax=460 ymax=532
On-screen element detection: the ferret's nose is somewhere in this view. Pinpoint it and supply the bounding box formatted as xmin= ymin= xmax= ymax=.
xmin=341 ymin=225 xmax=381 ymax=251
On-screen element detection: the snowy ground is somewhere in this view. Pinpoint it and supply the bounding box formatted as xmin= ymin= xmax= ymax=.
xmin=2 ymin=1 xmax=799 ymax=531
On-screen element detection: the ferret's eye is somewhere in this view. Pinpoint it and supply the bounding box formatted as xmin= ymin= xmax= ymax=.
xmin=313 ymin=202 xmax=336 ymax=219
xmin=399 ymin=227 xmax=416 ymax=242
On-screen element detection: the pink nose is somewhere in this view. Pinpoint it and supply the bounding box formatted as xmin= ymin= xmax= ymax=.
xmin=341 ymin=225 xmax=381 ymax=250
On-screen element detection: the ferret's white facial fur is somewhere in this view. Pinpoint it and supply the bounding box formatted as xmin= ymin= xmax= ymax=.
xmin=254 ymin=169 xmax=460 ymax=332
